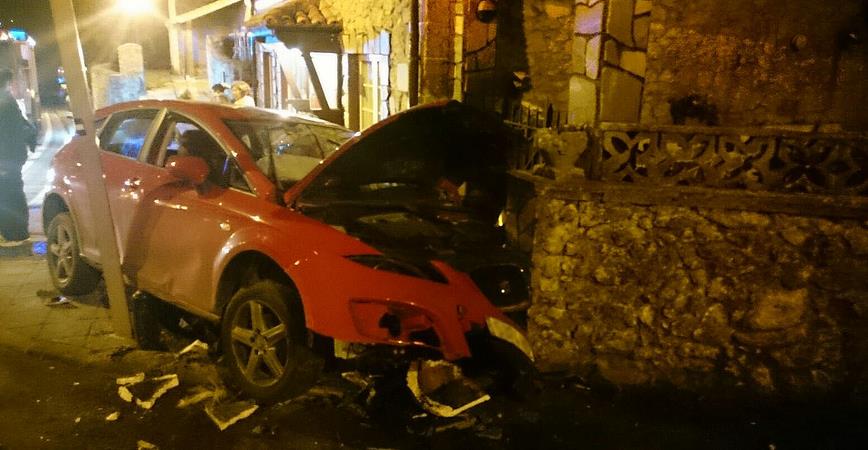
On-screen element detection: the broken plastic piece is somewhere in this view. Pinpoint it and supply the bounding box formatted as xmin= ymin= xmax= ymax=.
xmin=117 ymin=386 xmax=134 ymax=403
xmin=205 ymin=399 xmax=258 ymax=431
xmin=105 ymin=411 xmax=120 ymax=421
xmin=116 ymin=374 xmax=180 ymax=409
xmin=46 ymin=296 xmax=76 ymax=308
xmin=137 ymin=440 xmax=157 ymax=450
xmin=406 ymin=360 xmax=491 ymax=418
xmin=116 ymin=373 xmax=146 ymax=386
xmin=178 ymin=340 xmax=208 ymax=356
xmin=134 ymin=374 xmax=180 ymax=409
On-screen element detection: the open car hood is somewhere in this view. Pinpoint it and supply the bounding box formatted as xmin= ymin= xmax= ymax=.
xmin=287 ymin=100 xmax=527 ymax=263
xmin=286 ymin=100 xmax=524 ymax=221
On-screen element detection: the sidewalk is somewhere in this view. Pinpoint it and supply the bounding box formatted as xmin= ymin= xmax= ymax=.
xmin=0 ymin=248 xmax=135 ymax=364
xmin=1 ymin=109 xmax=137 ymax=365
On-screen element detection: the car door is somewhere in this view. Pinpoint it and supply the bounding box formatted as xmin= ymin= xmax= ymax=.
xmin=128 ymin=113 xmax=266 ymax=313
xmin=94 ymin=108 xmax=166 ymax=264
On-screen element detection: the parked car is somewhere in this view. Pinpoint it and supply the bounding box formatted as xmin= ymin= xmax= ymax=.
xmin=43 ymin=99 xmax=533 ymax=400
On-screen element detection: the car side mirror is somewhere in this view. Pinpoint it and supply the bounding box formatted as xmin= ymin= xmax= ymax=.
xmin=166 ymin=155 xmax=210 ymax=186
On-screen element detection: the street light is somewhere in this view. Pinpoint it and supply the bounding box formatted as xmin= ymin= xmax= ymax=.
xmin=115 ymin=0 xmax=156 ymax=15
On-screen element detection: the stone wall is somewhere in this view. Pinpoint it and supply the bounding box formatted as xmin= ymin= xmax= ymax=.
xmin=642 ymin=0 xmax=868 ymax=129
xmin=521 ymin=0 xmax=575 ymax=113
xmin=522 ymin=176 xmax=868 ymax=396
xmin=320 ymin=0 xmax=414 ymax=111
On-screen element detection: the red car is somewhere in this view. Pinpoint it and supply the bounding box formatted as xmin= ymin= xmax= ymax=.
xmin=44 ymin=100 xmax=533 ymax=400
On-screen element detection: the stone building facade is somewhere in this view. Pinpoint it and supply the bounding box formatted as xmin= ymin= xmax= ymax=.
xmin=514 ymin=0 xmax=868 ymax=130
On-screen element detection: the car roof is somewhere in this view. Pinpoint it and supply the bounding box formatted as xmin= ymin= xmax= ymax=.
xmin=96 ymin=99 xmax=349 ymax=130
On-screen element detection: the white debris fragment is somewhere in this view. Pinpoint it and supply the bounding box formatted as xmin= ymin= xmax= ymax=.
xmin=137 ymin=440 xmax=158 ymax=449
xmin=73 ymin=382 xmax=80 ymax=386
xmin=105 ymin=411 xmax=120 ymax=421
xmin=135 ymin=375 xmax=180 ymax=410
xmin=205 ymin=399 xmax=259 ymax=431
xmin=178 ymin=340 xmax=209 ymax=356
xmin=116 ymin=372 xmax=146 ymax=386
xmin=116 ymin=374 xmax=180 ymax=409
xmin=74 ymin=417 xmax=81 ymax=424
xmin=118 ymin=386 xmax=134 ymax=403
xmin=406 ymin=360 xmax=491 ymax=418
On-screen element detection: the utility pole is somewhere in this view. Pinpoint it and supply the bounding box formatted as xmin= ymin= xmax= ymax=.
xmin=48 ymin=0 xmax=133 ymax=339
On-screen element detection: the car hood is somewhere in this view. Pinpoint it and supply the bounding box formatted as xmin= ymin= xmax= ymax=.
xmin=287 ymin=101 xmax=526 ymax=265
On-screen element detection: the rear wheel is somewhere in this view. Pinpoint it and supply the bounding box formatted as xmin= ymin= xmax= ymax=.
xmin=46 ymin=212 xmax=100 ymax=296
xmin=221 ymin=280 xmax=323 ymax=402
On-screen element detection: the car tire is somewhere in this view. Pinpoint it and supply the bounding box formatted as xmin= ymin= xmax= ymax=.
xmin=221 ymin=280 xmax=323 ymax=402
xmin=46 ymin=212 xmax=100 ymax=296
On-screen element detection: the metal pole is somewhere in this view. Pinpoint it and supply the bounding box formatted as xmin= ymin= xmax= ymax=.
xmin=48 ymin=0 xmax=133 ymax=339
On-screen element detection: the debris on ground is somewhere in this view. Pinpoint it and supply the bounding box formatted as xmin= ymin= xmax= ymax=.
xmin=406 ymin=360 xmax=491 ymax=418
xmin=105 ymin=411 xmax=120 ymax=422
xmin=204 ymin=398 xmax=258 ymax=431
xmin=341 ymin=371 xmax=374 ymax=390
xmin=137 ymin=440 xmax=158 ymax=449
xmin=177 ymin=340 xmax=208 ymax=357
xmin=45 ymin=296 xmax=76 ymax=308
xmin=176 ymin=386 xmax=223 ymax=408
xmin=306 ymin=385 xmax=346 ymax=400
xmin=433 ymin=415 xmax=477 ymax=433
xmin=116 ymin=374 xmax=180 ymax=409
xmin=116 ymin=373 xmax=146 ymax=386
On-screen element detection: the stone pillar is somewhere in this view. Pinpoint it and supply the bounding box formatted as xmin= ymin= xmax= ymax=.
xmin=118 ymin=43 xmax=144 ymax=74
xmin=419 ymin=0 xmax=453 ymax=102
xmin=184 ymin=21 xmax=195 ymax=76
xmin=569 ymin=0 xmax=650 ymax=125
xmin=117 ymin=43 xmax=146 ymax=101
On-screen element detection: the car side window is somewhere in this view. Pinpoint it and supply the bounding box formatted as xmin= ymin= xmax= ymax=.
xmin=99 ymin=109 xmax=158 ymax=159
xmin=150 ymin=118 xmax=201 ymax=167
xmin=151 ymin=115 xmax=235 ymax=188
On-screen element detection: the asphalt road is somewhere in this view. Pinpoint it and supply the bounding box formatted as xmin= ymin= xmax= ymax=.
xmin=2 ymin=340 xmax=866 ymax=450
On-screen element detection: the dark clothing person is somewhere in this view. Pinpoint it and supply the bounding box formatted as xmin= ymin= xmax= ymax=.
xmin=0 ymin=68 xmax=36 ymax=244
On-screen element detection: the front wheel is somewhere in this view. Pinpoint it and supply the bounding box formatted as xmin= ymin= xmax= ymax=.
xmin=220 ymin=280 xmax=323 ymax=402
xmin=46 ymin=212 xmax=100 ymax=296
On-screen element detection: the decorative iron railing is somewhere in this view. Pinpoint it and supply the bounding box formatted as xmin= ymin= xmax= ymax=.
xmin=590 ymin=124 xmax=868 ymax=196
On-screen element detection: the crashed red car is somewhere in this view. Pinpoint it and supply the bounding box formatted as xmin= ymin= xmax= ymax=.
xmin=44 ymin=99 xmax=533 ymax=400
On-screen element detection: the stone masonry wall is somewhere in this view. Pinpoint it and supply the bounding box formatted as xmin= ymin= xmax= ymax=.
xmin=642 ymin=0 xmax=868 ymax=129
xmin=527 ymin=179 xmax=868 ymax=395
xmin=319 ymin=0 xmax=413 ymax=112
xmin=522 ymin=0 xmax=575 ymax=113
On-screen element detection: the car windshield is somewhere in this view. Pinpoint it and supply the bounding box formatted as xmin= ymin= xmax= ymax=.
xmin=225 ymin=119 xmax=354 ymax=190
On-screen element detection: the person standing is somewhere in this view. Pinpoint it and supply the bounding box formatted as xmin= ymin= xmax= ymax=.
xmin=230 ymin=80 xmax=256 ymax=107
xmin=0 ymin=68 xmax=36 ymax=247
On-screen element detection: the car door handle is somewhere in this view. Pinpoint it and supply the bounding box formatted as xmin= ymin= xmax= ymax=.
xmin=124 ymin=177 xmax=143 ymax=188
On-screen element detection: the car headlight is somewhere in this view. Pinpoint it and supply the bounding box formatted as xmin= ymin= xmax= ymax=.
xmin=345 ymin=254 xmax=447 ymax=283
xmin=486 ymin=316 xmax=534 ymax=361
